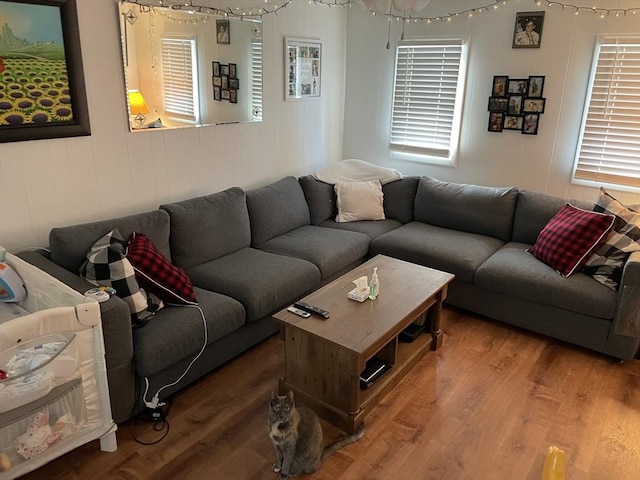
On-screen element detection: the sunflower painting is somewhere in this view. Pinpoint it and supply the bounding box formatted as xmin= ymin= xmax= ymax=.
xmin=0 ymin=0 xmax=90 ymax=142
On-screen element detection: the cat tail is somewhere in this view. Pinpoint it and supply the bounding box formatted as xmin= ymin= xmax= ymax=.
xmin=321 ymin=424 xmax=365 ymax=461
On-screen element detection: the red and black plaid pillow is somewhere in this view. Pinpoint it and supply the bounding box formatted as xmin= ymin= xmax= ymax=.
xmin=529 ymin=204 xmax=615 ymax=277
xmin=126 ymin=232 xmax=197 ymax=304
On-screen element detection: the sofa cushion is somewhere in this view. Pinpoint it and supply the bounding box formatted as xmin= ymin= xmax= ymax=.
xmin=126 ymin=232 xmax=197 ymax=304
xmin=335 ymin=180 xmax=385 ymax=223
xmin=382 ymin=177 xmax=420 ymax=224
xmin=582 ymin=188 xmax=640 ymax=290
xmin=257 ymin=225 xmax=370 ymax=280
xmin=529 ymin=204 xmax=615 ymax=277
xmin=414 ymin=177 xmax=518 ymax=241
xmin=186 ymin=247 xmax=321 ymax=321
xmin=512 ymin=190 xmax=594 ymax=245
xmin=299 ymin=175 xmax=336 ymax=225
xmin=50 ymin=210 xmax=171 ymax=274
xmin=370 ymin=222 xmax=504 ymax=283
xmin=476 ymin=242 xmax=616 ymax=319
xmin=161 ymin=187 xmax=250 ymax=269
xmin=133 ymin=287 xmax=246 ymax=377
xmin=79 ymin=229 xmax=153 ymax=322
xmin=246 ymin=176 xmax=311 ymax=247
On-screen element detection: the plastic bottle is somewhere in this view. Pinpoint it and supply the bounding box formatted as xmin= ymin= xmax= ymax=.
xmin=369 ymin=267 xmax=379 ymax=300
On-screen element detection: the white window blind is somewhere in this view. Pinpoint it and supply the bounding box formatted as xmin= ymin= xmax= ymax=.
xmin=390 ymin=39 xmax=466 ymax=160
xmin=573 ymin=38 xmax=640 ymax=189
xmin=161 ymin=36 xmax=199 ymax=123
xmin=251 ymin=38 xmax=263 ymax=120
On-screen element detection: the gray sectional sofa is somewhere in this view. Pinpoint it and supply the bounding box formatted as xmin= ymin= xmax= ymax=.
xmin=18 ymin=174 xmax=640 ymax=424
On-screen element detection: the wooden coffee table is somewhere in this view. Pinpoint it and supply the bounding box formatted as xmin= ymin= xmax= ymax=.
xmin=273 ymin=254 xmax=455 ymax=434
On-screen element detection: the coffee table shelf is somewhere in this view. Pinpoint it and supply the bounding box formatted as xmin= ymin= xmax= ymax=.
xmin=274 ymin=255 xmax=454 ymax=434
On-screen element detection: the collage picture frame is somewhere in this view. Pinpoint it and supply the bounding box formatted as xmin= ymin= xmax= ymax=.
xmin=212 ymin=61 xmax=238 ymax=104
xmin=487 ymin=74 xmax=546 ymax=135
xmin=285 ymin=37 xmax=322 ymax=100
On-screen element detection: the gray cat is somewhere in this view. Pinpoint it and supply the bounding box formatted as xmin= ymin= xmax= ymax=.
xmin=267 ymin=391 xmax=365 ymax=479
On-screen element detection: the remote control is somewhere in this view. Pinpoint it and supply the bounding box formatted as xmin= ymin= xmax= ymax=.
xmin=287 ymin=306 xmax=311 ymax=318
xmin=293 ymin=301 xmax=330 ymax=319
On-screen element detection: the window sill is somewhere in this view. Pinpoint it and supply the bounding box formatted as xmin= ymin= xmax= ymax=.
xmin=390 ymin=149 xmax=456 ymax=167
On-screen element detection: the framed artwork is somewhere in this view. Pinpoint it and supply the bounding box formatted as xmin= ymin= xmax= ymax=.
xmin=221 ymin=76 xmax=228 ymax=90
xmin=213 ymin=61 xmax=220 ymax=76
xmin=213 ymin=86 xmax=221 ymax=101
xmin=528 ymin=75 xmax=545 ymax=97
xmin=285 ymin=37 xmax=321 ymax=100
xmin=221 ymin=89 xmax=230 ymax=100
xmin=512 ymin=11 xmax=544 ymax=48
xmin=503 ymin=115 xmax=523 ymax=131
xmin=0 ymin=0 xmax=90 ymax=143
xmin=522 ymin=113 xmax=540 ymax=135
xmin=229 ymin=63 xmax=237 ymax=79
xmin=492 ymin=75 xmax=508 ymax=97
xmin=488 ymin=97 xmax=508 ymax=112
xmin=221 ymin=64 xmax=229 ymax=76
xmin=508 ymin=95 xmax=523 ymax=115
xmin=229 ymin=78 xmax=239 ymax=90
xmin=488 ymin=112 xmax=504 ymax=132
xmin=523 ymin=98 xmax=546 ymax=113
xmin=213 ymin=76 xmax=221 ymax=87
xmin=508 ymin=79 xmax=529 ymax=95
xmin=229 ymin=89 xmax=237 ymax=104
xmin=216 ymin=19 xmax=230 ymax=45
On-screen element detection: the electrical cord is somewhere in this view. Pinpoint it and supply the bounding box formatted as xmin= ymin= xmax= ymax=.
xmin=129 ymin=398 xmax=173 ymax=445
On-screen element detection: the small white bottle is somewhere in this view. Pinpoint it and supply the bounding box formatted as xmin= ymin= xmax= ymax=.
xmin=369 ymin=267 xmax=379 ymax=300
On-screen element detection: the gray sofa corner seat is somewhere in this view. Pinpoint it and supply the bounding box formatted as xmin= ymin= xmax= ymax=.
xmin=299 ymin=175 xmax=640 ymax=360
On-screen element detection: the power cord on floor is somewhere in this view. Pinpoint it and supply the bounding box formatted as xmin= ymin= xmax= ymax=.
xmin=128 ymin=398 xmax=172 ymax=445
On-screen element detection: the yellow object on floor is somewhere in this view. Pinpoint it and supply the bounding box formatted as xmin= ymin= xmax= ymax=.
xmin=542 ymin=446 xmax=567 ymax=480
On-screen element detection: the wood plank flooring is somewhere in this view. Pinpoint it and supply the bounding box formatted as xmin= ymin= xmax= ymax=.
xmin=18 ymin=307 xmax=640 ymax=480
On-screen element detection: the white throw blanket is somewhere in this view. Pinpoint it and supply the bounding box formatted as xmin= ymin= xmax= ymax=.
xmin=313 ymin=159 xmax=403 ymax=185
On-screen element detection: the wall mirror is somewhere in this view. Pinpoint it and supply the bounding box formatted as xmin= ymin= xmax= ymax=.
xmin=118 ymin=2 xmax=263 ymax=131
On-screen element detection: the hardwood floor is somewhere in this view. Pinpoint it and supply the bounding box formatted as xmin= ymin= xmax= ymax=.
xmin=19 ymin=307 xmax=640 ymax=480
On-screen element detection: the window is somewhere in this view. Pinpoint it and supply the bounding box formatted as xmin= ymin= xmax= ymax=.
xmin=572 ymin=37 xmax=640 ymax=190
xmin=161 ymin=36 xmax=199 ymax=123
xmin=390 ymin=39 xmax=467 ymax=164
xmin=251 ymin=38 xmax=263 ymax=120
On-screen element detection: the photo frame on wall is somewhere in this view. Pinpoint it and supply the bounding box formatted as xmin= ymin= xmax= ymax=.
xmin=487 ymin=73 xmax=547 ymax=135
xmin=488 ymin=97 xmax=508 ymax=112
xmin=523 ymin=98 xmax=546 ymax=113
xmin=522 ymin=113 xmax=540 ymax=134
xmin=503 ymin=115 xmax=523 ymax=130
xmin=512 ymin=11 xmax=544 ymax=48
xmin=216 ymin=19 xmax=230 ymax=44
xmin=285 ymin=37 xmax=321 ymax=100
xmin=0 ymin=0 xmax=90 ymax=143
xmin=528 ymin=75 xmax=545 ymax=97
xmin=488 ymin=112 xmax=504 ymax=132
xmin=492 ymin=75 xmax=508 ymax=97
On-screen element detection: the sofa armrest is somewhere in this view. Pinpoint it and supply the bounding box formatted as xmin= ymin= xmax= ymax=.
xmin=613 ymin=251 xmax=640 ymax=337
xmin=16 ymin=251 xmax=134 ymax=370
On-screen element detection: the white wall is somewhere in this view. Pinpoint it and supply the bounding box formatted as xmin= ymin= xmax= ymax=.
xmin=343 ymin=0 xmax=640 ymax=204
xmin=0 ymin=0 xmax=347 ymax=252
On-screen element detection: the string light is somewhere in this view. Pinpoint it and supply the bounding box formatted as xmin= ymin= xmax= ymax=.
xmin=123 ymin=0 xmax=640 ymax=21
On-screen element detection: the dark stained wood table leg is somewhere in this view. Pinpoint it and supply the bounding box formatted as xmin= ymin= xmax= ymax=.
xmin=429 ymin=286 xmax=448 ymax=350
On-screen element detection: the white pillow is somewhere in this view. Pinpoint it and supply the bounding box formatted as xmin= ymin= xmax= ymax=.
xmin=334 ymin=180 xmax=385 ymax=223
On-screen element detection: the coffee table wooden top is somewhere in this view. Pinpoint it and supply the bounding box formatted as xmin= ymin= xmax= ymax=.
xmin=274 ymin=255 xmax=454 ymax=358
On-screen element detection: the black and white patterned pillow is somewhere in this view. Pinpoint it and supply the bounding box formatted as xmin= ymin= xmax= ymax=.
xmin=80 ymin=229 xmax=160 ymax=323
xmin=582 ymin=188 xmax=640 ymax=290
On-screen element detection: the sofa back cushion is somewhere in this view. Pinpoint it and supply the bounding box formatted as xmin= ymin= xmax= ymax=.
xmin=246 ymin=176 xmax=310 ymax=246
xmin=50 ymin=210 xmax=171 ymax=274
xmin=512 ymin=190 xmax=594 ymax=245
xmin=414 ymin=177 xmax=518 ymax=241
xmin=299 ymin=175 xmax=336 ymax=225
xmin=160 ymin=187 xmax=250 ymax=269
xmin=383 ymin=176 xmax=420 ymax=223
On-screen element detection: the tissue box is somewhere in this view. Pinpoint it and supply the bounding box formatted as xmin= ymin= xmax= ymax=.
xmin=348 ymin=288 xmax=368 ymax=303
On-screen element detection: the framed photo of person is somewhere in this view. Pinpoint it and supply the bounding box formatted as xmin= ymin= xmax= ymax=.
xmin=488 ymin=97 xmax=508 ymax=112
xmin=492 ymin=75 xmax=508 ymax=97
xmin=213 ymin=61 xmax=220 ymax=77
xmin=229 ymin=63 xmax=237 ymax=79
xmin=229 ymin=89 xmax=237 ymax=104
xmin=229 ymin=78 xmax=239 ymax=90
xmin=216 ymin=19 xmax=230 ymax=44
xmin=213 ymin=86 xmax=221 ymax=101
xmin=512 ymin=12 xmax=544 ymax=49
xmin=503 ymin=115 xmax=524 ymax=131
xmin=508 ymin=95 xmax=523 ymax=115
xmin=522 ymin=113 xmax=540 ymax=135
xmin=508 ymin=79 xmax=529 ymax=95
xmin=528 ymin=75 xmax=545 ymax=97
xmin=523 ymin=98 xmax=546 ymax=113
xmin=488 ymin=112 xmax=504 ymax=132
